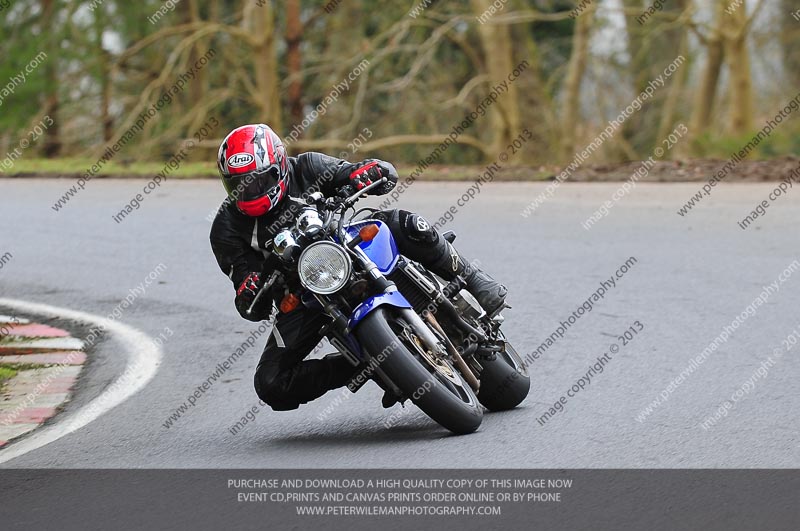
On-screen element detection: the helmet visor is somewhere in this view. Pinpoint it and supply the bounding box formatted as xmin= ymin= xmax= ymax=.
xmin=223 ymin=165 xmax=282 ymax=202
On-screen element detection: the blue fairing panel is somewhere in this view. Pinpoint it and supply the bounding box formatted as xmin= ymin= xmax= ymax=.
xmin=348 ymin=290 xmax=412 ymax=330
xmin=345 ymin=220 xmax=400 ymax=275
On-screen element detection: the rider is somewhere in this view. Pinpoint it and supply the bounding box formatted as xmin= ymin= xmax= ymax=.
xmin=210 ymin=124 xmax=507 ymax=412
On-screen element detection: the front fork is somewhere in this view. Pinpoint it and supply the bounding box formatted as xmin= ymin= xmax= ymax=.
xmin=322 ymin=245 xmax=481 ymax=395
xmin=311 ymin=246 xmax=411 ymax=395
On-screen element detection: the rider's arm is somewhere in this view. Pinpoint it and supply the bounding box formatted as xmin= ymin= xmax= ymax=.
xmin=210 ymin=208 xmax=264 ymax=288
xmin=210 ymin=210 xmax=274 ymax=321
xmin=296 ymin=152 xmax=398 ymax=197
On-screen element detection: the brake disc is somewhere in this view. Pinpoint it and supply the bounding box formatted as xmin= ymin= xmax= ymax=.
xmin=400 ymin=327 xmax=459 ymax=385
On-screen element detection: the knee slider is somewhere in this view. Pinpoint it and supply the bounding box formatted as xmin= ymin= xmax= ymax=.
xmin=399 ymin=210 xmax=438 ymax=244
xmin=254 ymin=370 xmax=298 ymax=411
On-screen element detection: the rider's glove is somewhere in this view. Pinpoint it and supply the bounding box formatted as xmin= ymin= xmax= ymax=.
xmin=235 ymin=272 xmax=271 ymax=321
xmin=348 ymin=160 xmax=396 ymax=195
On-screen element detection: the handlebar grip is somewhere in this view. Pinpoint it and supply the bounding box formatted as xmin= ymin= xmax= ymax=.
xmin=246 ymin=270 xmax=279 ymax=316
xmin=344 ymin=177 xmax=388 ymax=207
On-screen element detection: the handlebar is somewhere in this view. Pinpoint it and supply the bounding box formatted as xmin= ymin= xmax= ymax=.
xmin=246 ymin=269 xmax=280 ymax=316
xmin=311 ymin=177 xmax=388 ymax=212
xmin=247 ymin=177 xmax=389 ymax=314
xmin=310 ymin=177 xmax=387 ymax=242
xmin=343 ymin=177 xmax=388 ymax=209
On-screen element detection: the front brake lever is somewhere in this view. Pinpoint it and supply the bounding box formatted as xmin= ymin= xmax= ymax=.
xmin=246 ymin=270 xmax=280 ymax=316
xmin=343 ymin=177 xmax=387 ymax=209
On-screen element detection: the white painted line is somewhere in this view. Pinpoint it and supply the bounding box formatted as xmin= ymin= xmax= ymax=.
xmin=0 ymin=298 xmax=162 ymax=465
xmin=0 ymin=315 xmax=30 ymax=324
xmin=0 ymin=337 xmax=84 ymax=350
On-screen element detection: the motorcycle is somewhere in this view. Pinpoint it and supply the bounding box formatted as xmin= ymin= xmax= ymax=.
xmin=249 ymin=178 xmax=530 ymax=434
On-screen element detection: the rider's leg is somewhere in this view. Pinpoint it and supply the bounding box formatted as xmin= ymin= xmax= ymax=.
xmin=373 ymin=209 xmax=507 ymax=314
xmin=254 ymin=307 xmax=355 ymax=411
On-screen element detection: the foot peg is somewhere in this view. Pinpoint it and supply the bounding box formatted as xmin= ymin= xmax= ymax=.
xmin=487 ymin=301 xmax=511 ymax=320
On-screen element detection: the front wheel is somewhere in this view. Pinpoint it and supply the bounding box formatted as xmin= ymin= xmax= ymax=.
xmin=356 ymin=308 xmax=483 ymax=435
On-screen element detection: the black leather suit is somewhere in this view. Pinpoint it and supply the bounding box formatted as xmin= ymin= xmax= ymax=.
xmin=210 ymin=152 xmax=454 ymax=411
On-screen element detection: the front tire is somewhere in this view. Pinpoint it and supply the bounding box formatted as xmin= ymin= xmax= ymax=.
xmin=356 ymin=308 xmax=483 ymax=435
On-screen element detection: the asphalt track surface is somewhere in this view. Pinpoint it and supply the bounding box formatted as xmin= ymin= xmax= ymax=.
xmin=0 ymin=179 xmax=798 ymax=469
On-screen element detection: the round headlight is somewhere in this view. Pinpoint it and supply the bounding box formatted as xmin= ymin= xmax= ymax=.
xmin=298 ymin=242 xmax=352 ymax=294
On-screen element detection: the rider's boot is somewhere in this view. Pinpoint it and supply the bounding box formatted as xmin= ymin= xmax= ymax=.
xmin=428 ymin=242 xmax=507 ymax=315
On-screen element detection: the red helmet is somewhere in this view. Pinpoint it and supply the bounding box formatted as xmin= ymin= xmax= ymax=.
xmin=217 ymin=124 xmax=289 ymax=216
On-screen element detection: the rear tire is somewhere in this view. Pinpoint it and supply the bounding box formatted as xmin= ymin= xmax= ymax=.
xmin=476 ymin=339 xmax=530 ymax=411
xmin=356 ymin=308 xmax=483 ymax=435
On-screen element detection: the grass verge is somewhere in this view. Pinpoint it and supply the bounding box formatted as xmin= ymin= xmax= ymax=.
xmin=0 ymin=366 xmax=18 ymax=390
xmin=2 ymin=158 xmax=553 ymax=181
xmin=2 ymin=158 xmax=218 ymax=179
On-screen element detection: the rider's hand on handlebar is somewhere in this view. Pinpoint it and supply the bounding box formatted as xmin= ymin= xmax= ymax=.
xmin=336 ymin=185 xmax=356 ymax=199
xmin=235 ymin=272 xmax=272 ymax=321
xmin=347 ymin=161 xmax=395 ymax=195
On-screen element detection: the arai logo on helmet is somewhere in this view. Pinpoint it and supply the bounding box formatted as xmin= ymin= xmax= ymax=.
xmin=227 ymin=152 xmax=255 ymax=168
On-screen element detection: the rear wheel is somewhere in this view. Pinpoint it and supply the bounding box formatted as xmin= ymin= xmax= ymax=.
xmin=476 ymin=335 xmax=530 ymax=411
xmin=356 ymin=308 xmax=483 ymax=435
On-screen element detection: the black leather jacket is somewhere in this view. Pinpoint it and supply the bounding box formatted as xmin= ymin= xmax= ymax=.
xmin=210 ymin=152 xmax=398 ymax=291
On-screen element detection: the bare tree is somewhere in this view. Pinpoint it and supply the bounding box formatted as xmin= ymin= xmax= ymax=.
xmin=561 ymin=2 xmax=596 ymax=159
xmin=622 ymin=0 xmax=686 ymax=155
xmin=689 ymin=0 xmax=726 ymax=143
xmin=285 ymin=0 xmax=304 ymax=128
xmin=723 ymin=0 xmax=756 ymax=134
xmin=41 ymin=0 xmax=61 ymax=157
xmin=781 ymin=0 xmax=800 ymax=87
xmin=243 ymin=0 xmax=282 ymax=130
xmin=471 ymin=0 xmax=522 ymax=159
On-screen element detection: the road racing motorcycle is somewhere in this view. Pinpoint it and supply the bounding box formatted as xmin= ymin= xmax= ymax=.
xmin=249 ymin=178 xmax=530 ymax=434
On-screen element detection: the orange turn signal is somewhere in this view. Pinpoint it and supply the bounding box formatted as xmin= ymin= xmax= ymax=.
xmin=280 ymin=293 xmax=300 ymax=314
xmin=359 ymin=224 xmax=380 ymax=243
